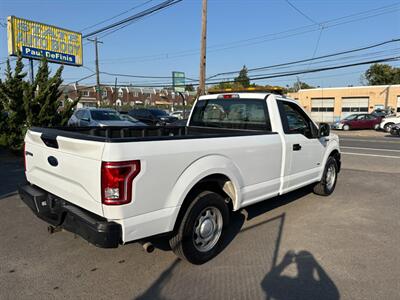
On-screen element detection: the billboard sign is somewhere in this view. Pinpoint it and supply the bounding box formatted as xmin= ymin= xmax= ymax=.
xmin=7 ymin=16 xmax=83 ymax=66
xmin=172 ymin=71 xmax=185 ymax=93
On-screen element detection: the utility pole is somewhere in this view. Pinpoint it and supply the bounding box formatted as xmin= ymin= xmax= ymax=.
xmin=198 ymin=0 xmax=207 ymax=96
xmin=29 ymin=59 xmax=34 ymax=83
xmin=114 ymin=77 xmax=118 ymax=110
xmin=87 ymin=37 xmax=103 ymax=106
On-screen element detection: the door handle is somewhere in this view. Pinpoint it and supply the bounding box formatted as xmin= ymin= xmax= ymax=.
xmin=293 ymin=144 xmax=302 ymax=151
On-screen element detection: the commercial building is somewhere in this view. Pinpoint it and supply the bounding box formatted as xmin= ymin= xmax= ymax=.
xmin=288 ymin=84 xmax=400 ymax=122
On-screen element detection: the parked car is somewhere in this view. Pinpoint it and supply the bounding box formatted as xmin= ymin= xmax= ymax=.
xmin=20 ymin=92 xmax=340 ymax=264
xmin=68 ymin=108 xmax=141 ymax=127
xmin=331 ymin=114 xmax=382 ymax=130
xmin=378 ymin=115 xmax=400 ymax=132
xmin=119 ymin=114 xmax=147 ymax=126
xmin=389 ymin=123 xmax=400 ymax=136
xmin=170 ymin=110 xmax=190 ymax=120
xmin=128 ymin=108 xmax=178 ymax=126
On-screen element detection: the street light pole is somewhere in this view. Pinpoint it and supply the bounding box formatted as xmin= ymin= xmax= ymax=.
xmin=198 ymin=0 xmax=207 ymax=96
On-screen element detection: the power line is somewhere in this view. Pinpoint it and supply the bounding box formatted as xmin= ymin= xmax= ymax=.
xmin=103 ymin=56 xmax=400 ymax=87
xmin=208 ymin=38 xmax=400 ymax=78
xmin=94 ymin=2 xmax=400 ymax=64
xmin=284 ymin=0 xmax=319 ymax=25
xmin=80 ymin=0 xmax=155 ymax=32
xmin=82 ymin=0 xmax=183 ymax=39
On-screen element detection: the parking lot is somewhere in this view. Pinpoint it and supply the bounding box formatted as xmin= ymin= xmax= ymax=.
xmin=0 ymin=131 xmax=399 ymax=300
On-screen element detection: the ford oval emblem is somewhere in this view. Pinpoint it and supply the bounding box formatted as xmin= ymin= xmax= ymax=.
xmin=47 ymin=156 xmax=58 ymax=167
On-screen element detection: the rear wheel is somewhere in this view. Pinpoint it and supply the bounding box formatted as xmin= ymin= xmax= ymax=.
xmin=343 ymin=124 xmax=350 ymax=131
xmin=384 ymin=123 xmax=394 ymax=132
xmin=169 ymin=190 xmax=229 ymax=265
xmin=313 ymin=157 xmax=338 ymax=196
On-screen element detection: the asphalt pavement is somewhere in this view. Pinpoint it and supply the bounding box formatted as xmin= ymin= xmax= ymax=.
xmin=0 ymin=133 xmax=399 ymax=300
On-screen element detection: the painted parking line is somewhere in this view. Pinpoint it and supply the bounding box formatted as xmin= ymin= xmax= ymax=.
xmin=342 ymin=152 xmax=400 ymax=159
xmin=340 ymin=138 xmax=400 ymax=143
xmin=341 ymin=146 xmax=400 ymax=152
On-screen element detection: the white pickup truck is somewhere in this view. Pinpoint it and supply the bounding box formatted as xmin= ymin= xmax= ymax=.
xmin=19 ymin=92 xmax=341 ymax=264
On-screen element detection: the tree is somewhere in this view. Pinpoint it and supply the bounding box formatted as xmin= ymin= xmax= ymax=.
xmin=25 ymin=58 xmax=78 ymax=127
xmin=234 ymin=65 xmax=250 ymax=88
xmin=0 ymin=56 xmax=79 ymax=151
xmin=185 ymin=84 xmax=194 ymax=92
xmin=0 ymin=56 xmax=28 ymax=150
xmin=284 ymin=81 xmax=315 ymax=93
xmin=364 ymin=63 xmax=400 ymax=85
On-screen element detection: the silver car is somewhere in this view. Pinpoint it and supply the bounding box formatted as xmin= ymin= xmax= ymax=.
xmin=67 ymin=108 xmax=146 ymax=127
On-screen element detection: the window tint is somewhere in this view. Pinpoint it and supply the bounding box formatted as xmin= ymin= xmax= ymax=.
xmin=82 ymin=110 xmax=91 ymax=120
xmin=190 ymin=98 xmax=271 ymax=131
xmin=91 ymin=110 xmax=122 ymax=121
xmin=278 ymin=100 xmax=317 ymax=139
xmin=75 ymin=110 xmax=85 ymax=119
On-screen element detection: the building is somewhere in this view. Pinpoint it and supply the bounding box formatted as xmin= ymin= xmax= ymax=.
xmin=59 ymin=84 xmax=196 ymax=109
xmin=288 ymin=85 xmax=400 ymax=122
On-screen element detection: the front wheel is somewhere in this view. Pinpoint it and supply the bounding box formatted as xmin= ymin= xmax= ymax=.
xmin=384 ymin=123 xmax=394 ymax=132
xmin=169 ymin=191 xmax=230 ymax=265
xmin=342 ymin=124 xmax=350 ymax=131
xmin=313 ymin=157 xmax=338 ymax=196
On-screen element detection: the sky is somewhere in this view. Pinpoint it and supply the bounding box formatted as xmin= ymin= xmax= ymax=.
xmin=0 ymin=0 xmax=400 ymax=89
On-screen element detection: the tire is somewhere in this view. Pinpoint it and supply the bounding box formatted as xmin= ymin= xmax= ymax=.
xmin=313 ymin=156 xmax=338 ymax=196
xmin=169 ymin=190 xmax=230 ymax=265
xmin=384 ymin=123 xmax=394 ymax=132
xmin=342 ymin=124 xmax=350 ymax=131
xmin=374 ymin=124 xmax=380 ymax=130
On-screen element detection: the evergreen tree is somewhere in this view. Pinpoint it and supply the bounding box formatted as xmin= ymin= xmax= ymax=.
xmin=234 ymin=65 xmax=250 ymax=88
xmin=0 ymin=56 xmax=28 ymax=150
xmin=25 ymin=58 xmax=78 ymax=127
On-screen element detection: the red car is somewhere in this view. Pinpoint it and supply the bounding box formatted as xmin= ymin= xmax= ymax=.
xmin=333 ymin=114 xmax=382 ymax=130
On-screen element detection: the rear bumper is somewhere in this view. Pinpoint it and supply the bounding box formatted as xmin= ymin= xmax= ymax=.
xmin=18 ymin=184 xmax=122 ymax=248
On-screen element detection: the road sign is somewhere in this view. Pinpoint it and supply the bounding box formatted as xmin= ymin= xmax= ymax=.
xmin=172 ymin=71 xmax=185 ymax=93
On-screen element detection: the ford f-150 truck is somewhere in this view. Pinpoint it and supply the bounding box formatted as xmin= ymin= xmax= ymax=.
xmin=19 ymin=92 xmax=341 ymax=264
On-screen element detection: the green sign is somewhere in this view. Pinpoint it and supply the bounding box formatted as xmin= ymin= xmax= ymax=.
xmin=172 ymin=71 xmax=185 ymax=93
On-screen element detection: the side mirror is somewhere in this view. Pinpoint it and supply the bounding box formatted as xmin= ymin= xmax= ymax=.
xmin=318 ymin=123 xmax=330 ymax=137
xmin=81 ymin=117 xmax=90 ymax=122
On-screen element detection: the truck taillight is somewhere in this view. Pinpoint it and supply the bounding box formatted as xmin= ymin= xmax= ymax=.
xmin=101 ymin=160 xmax=141 ymax=205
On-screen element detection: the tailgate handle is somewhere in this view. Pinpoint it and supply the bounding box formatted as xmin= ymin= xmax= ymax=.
xmin=41 ymin=134 xmax=59 ymax=149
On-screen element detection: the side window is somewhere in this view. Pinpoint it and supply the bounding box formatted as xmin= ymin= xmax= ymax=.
xmin=356 ymin=114 xmax=365 ymax=120
xmin=278 ymin=100 xmax=317 ymax=139
xmin=83 ymin=110 xmax=91 ymax=120
xmin=75 ymin=110 xmax=84 ymax=119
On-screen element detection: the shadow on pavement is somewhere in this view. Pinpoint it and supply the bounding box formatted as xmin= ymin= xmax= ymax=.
xmin=136 ymin=185 xmax=339 ymax=299
xmin=262 ymin=250 xmax=339 ymax=300
xmin=0 ymin=148 xmax=24 ymax=199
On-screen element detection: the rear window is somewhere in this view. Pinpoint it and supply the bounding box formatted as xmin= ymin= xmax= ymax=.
xmin=91 ymin=110 xmax=122 ymax=121
xmin=189 ymin=98 xmax=271 ymax=131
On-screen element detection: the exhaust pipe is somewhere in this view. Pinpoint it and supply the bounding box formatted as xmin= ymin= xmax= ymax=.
xmin=47 ymin=225 xmax=62 ymax=234
xmin=140 ymin=241 xmax=155 ymax=253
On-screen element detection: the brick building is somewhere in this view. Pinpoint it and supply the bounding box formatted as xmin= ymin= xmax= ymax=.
xmin=60 ymin=84 xmax=196 ymax=109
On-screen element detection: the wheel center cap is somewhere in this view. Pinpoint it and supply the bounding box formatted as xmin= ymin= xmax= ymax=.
xmin=199 ymin=219 xmax=214 ymax=238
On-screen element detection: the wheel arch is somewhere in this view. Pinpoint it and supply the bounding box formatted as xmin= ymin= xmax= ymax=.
xmin=166 ymin=155 xmax=243 ymax=232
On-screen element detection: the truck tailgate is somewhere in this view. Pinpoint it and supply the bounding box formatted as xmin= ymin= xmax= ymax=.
xmin=24 ymin=129 xmax=105 ymax=217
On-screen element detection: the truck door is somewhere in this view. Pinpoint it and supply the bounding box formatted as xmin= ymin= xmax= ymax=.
xmin=277 ymin=100 xmax=327 ymax=192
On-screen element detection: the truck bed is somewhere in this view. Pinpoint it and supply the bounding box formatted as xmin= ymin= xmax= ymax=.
xmin=31 ymin=125 xmax=274 ymax=144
